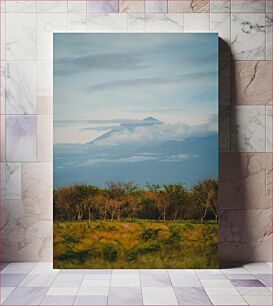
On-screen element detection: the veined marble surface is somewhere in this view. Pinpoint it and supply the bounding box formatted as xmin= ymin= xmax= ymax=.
xmin=0 ymin=1 xmax=272 ymax=263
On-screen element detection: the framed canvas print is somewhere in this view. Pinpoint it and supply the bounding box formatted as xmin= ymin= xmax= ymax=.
xmin=53 ymin=33 xmax=218 ymax=269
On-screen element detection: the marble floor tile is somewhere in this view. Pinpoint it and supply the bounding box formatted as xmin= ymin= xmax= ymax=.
xmin=77 ymin=286 xmax=109 ymax=296
xmin=29 ymin=262 xmax=59 ymax=274
xmin=230 ymin=279 xmax=265 ymax=287
xmin=82 ymin=279 xmax=110 ymax=287
xmin=40 ymin=295 xmax=75 ymax=305
xmin=142 ymin=287 xmax=178 ymax=305
xmin=225 ymin=274 xmax=256 ymax=280
xmin=140 ymin=273 xmax=171 ymax=287
xmin=83 ymin=274 xmax=111 ymax=280
xmin=1 ymin=287 xmax=15 ymax=303
xmin=195 ymin=270 xmax=227 ymax=280
xmin=3 ymin=287 xmax=48 ymax=305
xmin=244 ymin=262 xmax=272 ymax=274
xmin=208 ymin=294 xmax=248 ymax=305
xmin=0 ymin=263 xmax=9 ymax=271
xmin=243 ymin=295 xmax=272 ymax=305
xmin=46 ymin=287 xmax=78 ymax=296
xmin=112 ymin=269 xmax=139 ymax=274
xmin=74 ymin=295 xmax=108 ymax=305
xmin=1 ymin=263 xmax=36 ymax=274
xmin=110 ymin=274 xmax=140 ymax=287
xmin=19 ymin=273 xmax=56 ymax=287
xmin=87 ymin=0 xmax=118 ymax=13
xmin=108 ymin=287 xmax=143 ymax=305
xmin=231 ymin=13 xmax=266 ymax=60
xmin=237 ymin=286 xmax=272 ymax=295
xmin=59 ymin=269 xmax=93 ymax=274
xmin=52 ymin=274 xmax=84 ymax=287
xmin=1 ymin=273 xmax=27 ymax=287
xmin=222 ymin=267 xmax=252 ymax=275
xmin=174 ymin=287 xmax=212 ymax=305
xmin=204 ymin=286 xmax=240 ymax=296
xmin=201 ymin=279 xmax=233 ymax=287
xmin=169 ymin=275 xmax=202 ymax=287
xmin=6 ymin=115 xmax=36 ymax=162
xmin=254 ymin=274 xmax=273 ymax=286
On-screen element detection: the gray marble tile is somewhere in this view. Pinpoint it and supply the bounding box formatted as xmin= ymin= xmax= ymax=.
xmin=87 ymin=13 xmax=127 ymax=32
xmin=74 ymin=295 xmax=108 ymax=305
xmin=266 ymin=0 xmax=272 ymax=12
xmin=231 ymin=0 xmax=266 ymax=12
xmin=231 ymin=13 xmax=266 ymax=60
xmin=128 ymin=13 xmax=145 ymax=32
xmin=6 ymin=115 xmax=36 ymax=162
xmin=174 ymin=287 xmax=212 ymax=305
xmin=87 ymin=0 xmax=118 ymax=13
xmin=6 ymin=61 xmax=36 ymax=114
xmin=4 ymin=163 xmax=21 ymax=199
xmin=184 ymin=13 xmax=209 ymax=32
xmin=231 ymin=106 xmax=266 ymax=152
xmin=51 ymin=274 xmax=84 ymax=287
xmin=68 ymin=1 xmax=87 ymax=13
xmin=6 ymin=13 xmax=36 ymax=60
xmin=140 ymin=273 xmax=171 ymax=287
xmin=41 ymin=295 xmax=75 ymax=305
xmin=266 ymin=106 xmax=272 ymax=152
xmin=19 ymin=273 xmax=56 ymax=287
xmin=1 ymin=262 xmax=37 ymax=274
xmin=1 ymin=273 xmax=27 ymax=287
xmin=37 ymin=61 xmax=53 ymax=97
xmin=210 ymin=0 xmax=231 ymax=12
xmin=1 ymin=13 xmax=5 ymax=61
xmin=255 ymin=274 xmax=273 ymax=287
xmin=3 ymin=287 xmax=48 ymax=305
xmin=68 ymin=13 xmax=87 ymax=32
xmin=0 ymin=263 xmax=9 ymax=271
xmin=142 ymin=287 xmax=178 ymax=305
xmin=108 ymin=287 xmax=143 ymax=305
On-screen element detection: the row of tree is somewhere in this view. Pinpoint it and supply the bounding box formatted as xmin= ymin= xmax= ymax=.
xmin=54 ymin=179 xmax=218 ymax=223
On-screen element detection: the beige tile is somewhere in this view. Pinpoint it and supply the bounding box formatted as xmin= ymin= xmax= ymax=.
xmin=168 ymin=0 xmax=209 ymax=13
xmin=37 ymin=115 xmax=53 ymax=162
xmin=119 ymin=0 xmax=144 ymax=12
xmin=37 ymin=96 xmax=53 ymax=115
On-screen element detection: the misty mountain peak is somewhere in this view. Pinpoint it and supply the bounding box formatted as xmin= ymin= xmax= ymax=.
xmin=143 ymin=116 xmax=161 ymax=123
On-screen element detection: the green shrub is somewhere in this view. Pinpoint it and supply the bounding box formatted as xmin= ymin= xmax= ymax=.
xmin=63 ymin=232 xmax=80 ymax=244
xmin=140 ymin=228 xmax=160 ymax=241
xmin=102 ymin=244 xmax=118 ymax=262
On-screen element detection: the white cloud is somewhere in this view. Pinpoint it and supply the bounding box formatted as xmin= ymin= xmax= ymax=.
xmin=84 ymin=155 xmax=157 ymax=166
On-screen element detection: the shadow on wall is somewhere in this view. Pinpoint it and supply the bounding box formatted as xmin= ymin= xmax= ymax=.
xmin=218 ymin=38 xmax=272 ymax=268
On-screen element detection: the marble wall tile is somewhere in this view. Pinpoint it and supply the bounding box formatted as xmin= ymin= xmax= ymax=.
xmin=37 ymin=115 xmax=53 ymax=162
xmin=6 ymin=115 xmax=36 ymax=162
xmin=128 ymin=13 xmax=145 ymax=31
xmin=219 ymin=153 xmax=272 ymax=210
xmin=119 ymin=0 xmax=144 ymax=13
xmin=266 ymin=106 xmax=272 ymax=152
xmin=184 ymin=13 xmax=209 ymax=32
xmin=68 ymin=0 xmax=87 ymax=13
xmin=266 ymin=13 xmax=272 ymax=60
xmin=219 ymin=106 xmax=230 ymax=152
xmin=146 ymin=0 xmax=167 ymax=13
xmin=0 ymin=0 xmax=6 ymax=13
xmin=3 ymin=163 xmax=21 ymax=200
xmin=210 ymin=13 xmax=231 ymax=59
xmin=144 ymin=13 xmax=183 ymax=32
xmin=37 ymin=1 xmax=67 ymax=13
xmin=231 ymin=13 xmax=266 ymax=60
xmin=6 ymin=13 xmax=36 ymax=60
xmin=68 ymin=13 xmax=87 ymax=32
xmin=6 ymin=61 xmax=36 ymax=114
xmin=231 ymin=0 xmax=266 ymax=13
xmin=1 ymin=13 xmax=6 ymax=60
xmin=210 ymin=0 xmax=231 ymax=13
xmin=1 ymin=62 xmax=6 ymax=114
xmin=6 ymin=1 xmax=37 ymax=13
xmin=1 ymin=115 xmax=5 ymax=161
xmin=37 ymin=13 xmax=68 ymax=61
xmin=22 ymin=162 xmax=52 ymax=219
xmin=37 ymin=61 xmax=52 ymax=97
xmin=231 ymin=106 xmax=266 ymax=152
xmin=168 ymin=0 xmax=209 ymax=13
xmin=37 ymin=96 xmax=53 ymax=115
xmin=231 ymin=61 xmax=272 ymax=105
xmin=266 ymin=0 xmax=272 ymax=12
xmin=87 ymin=13 xmax=127 ymax=31
xmin=219 ymin=209 xmax=272 ymax=263
xmin=219 ymin=60 xmax=230 ymax=105
xmin=87 ymin=0 xmax=118 ymax=13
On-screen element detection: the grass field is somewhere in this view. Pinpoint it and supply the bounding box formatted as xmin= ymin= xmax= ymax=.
xmin=53 ymin=219 xmax=218 ymax=269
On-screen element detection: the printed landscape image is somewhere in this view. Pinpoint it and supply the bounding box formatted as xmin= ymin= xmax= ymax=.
xmin=53 ymin=33 xmax=219 ymax=268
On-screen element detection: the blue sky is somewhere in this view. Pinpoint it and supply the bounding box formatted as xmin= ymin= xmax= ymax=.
xmin=53 ymin=33 xmax=218 ymax=145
